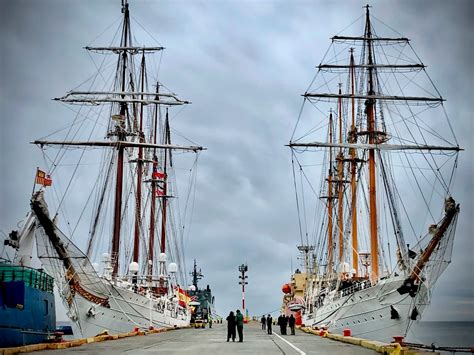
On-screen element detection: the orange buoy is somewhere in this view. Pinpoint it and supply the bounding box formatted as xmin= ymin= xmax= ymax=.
xmin=282 ymin=283 xmax=291 ymax=294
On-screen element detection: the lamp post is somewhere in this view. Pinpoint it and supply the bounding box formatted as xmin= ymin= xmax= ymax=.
xmin=238 ymin=264 xmax=248 ymax=319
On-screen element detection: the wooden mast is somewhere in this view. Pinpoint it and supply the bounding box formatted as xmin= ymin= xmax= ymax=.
xmin=365 ymin=5 xmax=379 ymax=280
xmin=349 ymin=48 xmax=359 ymax=276
xmin=148 ymin=83 xmax=160 ymax=278
xmin=160 ymin=110 xmax=170 ymax=254
xmin=327 ymin=112 xmax=334 ymax=273
xmin=133 ymin=51 xmax=146 ymax=264
xmin=337 ymin=84 xmax=344 ymax=263
xmin=111 ymin=1 xmax=130 ymax=277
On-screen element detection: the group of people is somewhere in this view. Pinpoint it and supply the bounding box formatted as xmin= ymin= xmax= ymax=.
xmin=260 ymin=314 xmax=273 ymax=334
xmin=226 ymin=309 xmax=244 ymax=342
xmin=225 ymin=310 xmax=296 ymax=343
xmin=260 ymin=314 xmax=295 ymax=335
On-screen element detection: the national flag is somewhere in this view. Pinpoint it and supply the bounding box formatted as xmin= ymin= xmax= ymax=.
xmin=152 ymin=171 xmax=165 ymax=180
xmin=190 ymin=295 xmax=198 ymax=302
xmin=35 ymin=169 xmax=46 ymax=185
xmin=175 ymin=287 xmax=190 ymax=308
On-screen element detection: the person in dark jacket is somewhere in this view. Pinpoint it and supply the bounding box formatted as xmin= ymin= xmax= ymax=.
xmin=261 ymin=315 xmax=266 ymax=330
xmin=289 ymin=314 xmax=296 ymax=335
xmin=226 ymin=311 xmax=236 ymax=342
xmin=266 ymin=314 xmax=273 ymax=334
xmin=278 ymin=315 xmax=284 ymax=335
xmin=235 ymin=309 xmax=244 ymax=342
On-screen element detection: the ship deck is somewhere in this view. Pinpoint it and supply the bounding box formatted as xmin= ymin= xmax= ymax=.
xmin=32 ymin=322 xmax=378 ymax=354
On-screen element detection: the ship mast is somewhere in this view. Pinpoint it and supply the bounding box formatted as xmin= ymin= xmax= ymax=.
xmin=111 ymin=0 xmax=131 ymax=277
xmin=336 ymin=83 xmax=345 ymax=263
xmin=160 ymin=110 xmax=170 ymax=254
xmin=364 ymin=5 xmax=379 ymax=281
xmin=327 ymin=112 xmax=334 ymax=273
xmin=190 ymin=259 xmax=203 ymax=289
xmin=349 ymin=48 xmax=359 ymax=276
xmin=148 ymin=83 xmax=160 ymax=278
xmin=133 ymin=51 xmax=146 ymax=264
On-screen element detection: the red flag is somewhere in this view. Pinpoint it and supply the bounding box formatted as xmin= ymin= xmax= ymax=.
xmin=43 ymin=175 xmax=53 ymax=187
xmin=152 ymin=171 xmax=165 ymax=179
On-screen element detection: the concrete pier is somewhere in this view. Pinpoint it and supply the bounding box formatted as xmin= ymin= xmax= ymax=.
xmin=30 ymin=322 xmax=377 ymax=354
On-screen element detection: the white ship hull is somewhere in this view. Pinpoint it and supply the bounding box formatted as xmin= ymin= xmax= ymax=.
xmin=302 ymin=276 xmax=429 ymax=342
xmin=68 ymin=280 xmax=190 ymax=338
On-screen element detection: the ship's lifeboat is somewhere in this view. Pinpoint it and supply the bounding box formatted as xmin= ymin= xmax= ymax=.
xmin=282 ymin=283 xmax=291 ymax=294
xmin=288 ymin=296 xmax=305 ymax=311
xmin=288 ymin=303 xmax=305 ymax=311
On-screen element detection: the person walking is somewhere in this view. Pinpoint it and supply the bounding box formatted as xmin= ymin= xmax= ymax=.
xmin=226 ymin=311 xmax=236 ymax=342
xmin=261 ymin=315 xmax=266 ymax=330
xmin=235 ymin=309 xmax=244 ymax=342
xmin=289 ymin=314 xmax=296 ymax=335
xmin=266 ymin=314 xmax=273 ymax=335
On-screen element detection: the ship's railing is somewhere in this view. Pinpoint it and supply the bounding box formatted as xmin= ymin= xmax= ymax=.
xmin=333 ymin=279 xmax=373 ymax=301
xmin=0 ymin=264 xmax=54 ymax=293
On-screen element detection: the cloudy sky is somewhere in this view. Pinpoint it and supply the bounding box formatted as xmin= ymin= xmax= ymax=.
xmin=1 ymin=0 xmax=472 ymax=327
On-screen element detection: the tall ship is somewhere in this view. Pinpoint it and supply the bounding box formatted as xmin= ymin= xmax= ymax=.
xmin=4 ymin=0 xmax=204 ymax=338
xmin=286 ymin=6 xmax=461 ymax=341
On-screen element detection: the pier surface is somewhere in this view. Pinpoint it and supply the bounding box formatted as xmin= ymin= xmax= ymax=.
xmin=34 ymin=322 xmax=377 ymax=354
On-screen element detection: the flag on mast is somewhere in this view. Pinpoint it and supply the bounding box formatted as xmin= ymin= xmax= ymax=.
xmin=35 ymin=169 xmax=52 ymax=187
xmin=175 ymin=287 xmax=190 ymax=308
